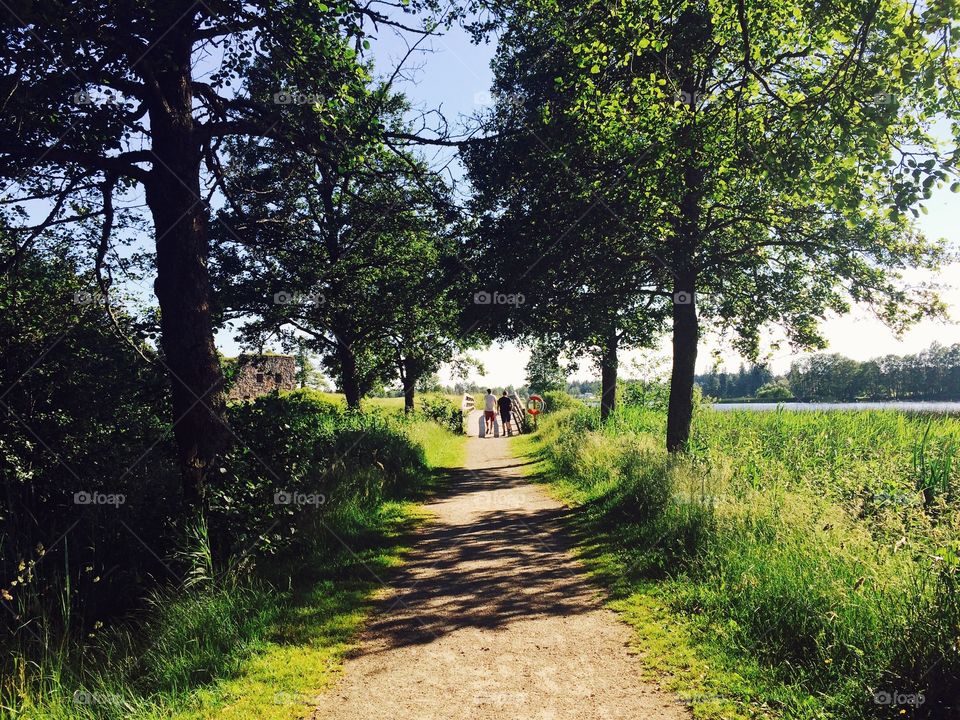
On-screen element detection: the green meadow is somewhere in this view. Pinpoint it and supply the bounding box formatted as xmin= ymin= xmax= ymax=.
xmin=521 ymin=405 xmax=960 ymax=719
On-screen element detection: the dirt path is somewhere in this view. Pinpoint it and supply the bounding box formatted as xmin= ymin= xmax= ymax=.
xmin=309 ymin=412 xmax=690 ymax=720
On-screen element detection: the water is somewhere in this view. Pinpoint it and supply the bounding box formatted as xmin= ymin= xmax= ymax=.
xmin=712 ymin=401 xmax=960 ymax=413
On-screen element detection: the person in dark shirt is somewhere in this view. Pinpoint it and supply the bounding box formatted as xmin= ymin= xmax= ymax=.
xmin=497 ymin=391 xmax=514 ymax=436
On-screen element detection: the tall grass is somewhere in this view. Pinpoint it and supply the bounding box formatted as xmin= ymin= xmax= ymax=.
xmin=1 ymin=395 xmax=465 ymax=720
xmin=535 ymin=406 xmax=960 ymax=719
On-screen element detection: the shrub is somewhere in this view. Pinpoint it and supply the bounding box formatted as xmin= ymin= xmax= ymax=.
xmin=754 ymin=381 xmax=794 ymax=400
xmin=540 ymin=389 xmax=581 ymax=414
xmin=213 ymin=391 xmax=428 ymax=559
xmin=620 ymin=378 xmax=671 ymax=411
xmin=0 ymin=246 xmax=180 ymax=649
xmin=417 ymin=395 xmax=464 ymax=435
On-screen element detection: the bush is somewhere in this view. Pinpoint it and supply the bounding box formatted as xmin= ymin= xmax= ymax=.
xmin=540 ymin=389 xmax=581 ymax=414
xmin=417 ymin=395 xmax=464 ymax=435
xmin=0 ymin=246 xmax=180 ymax=648
xmin=212 ymin=390 xmax=429 ymax=559
xmin=1 ymin=377 xmax=461 ymax=718
xmin=620 ymin=378 xmax=671 ymax=410
xmin=754 ymin=381 xmax=794 ymax=400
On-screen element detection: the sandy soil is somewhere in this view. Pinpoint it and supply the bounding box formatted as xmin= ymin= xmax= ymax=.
xmin=308 ymin=411 xmax=690 ymax=720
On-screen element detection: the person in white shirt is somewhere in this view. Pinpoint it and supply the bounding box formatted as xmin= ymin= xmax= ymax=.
xmin=483 ymin=389 xmax=497 ymax=436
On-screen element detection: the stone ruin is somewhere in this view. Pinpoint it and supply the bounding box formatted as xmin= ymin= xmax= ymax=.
xmin=226 ymin=354 xmax=297 ymax=401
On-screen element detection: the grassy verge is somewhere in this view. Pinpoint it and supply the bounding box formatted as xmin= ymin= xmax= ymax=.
xmin=3 ymin=416 xmax=465 ymax=720
xmin=514 ymin=407 xmax=960 ymax=720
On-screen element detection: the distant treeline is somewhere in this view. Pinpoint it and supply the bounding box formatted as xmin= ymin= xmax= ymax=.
xmin=695 ymin=365 xmax=775 ymax=400
xmin=698 ymin=343 xmax=960 ymax=402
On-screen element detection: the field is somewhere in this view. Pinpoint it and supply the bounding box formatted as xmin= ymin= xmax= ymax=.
xmin=522 ymin=405 xmax=960 ymax=719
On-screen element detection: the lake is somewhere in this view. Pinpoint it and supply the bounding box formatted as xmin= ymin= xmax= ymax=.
xmin=712 ymin=401 xmax=960 ymax=413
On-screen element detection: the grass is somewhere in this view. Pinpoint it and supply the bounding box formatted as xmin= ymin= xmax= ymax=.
xmin=2 ymin=416 xmax=466 ymax=720
xmin=515 ymin=406 xmax=960 ymax=720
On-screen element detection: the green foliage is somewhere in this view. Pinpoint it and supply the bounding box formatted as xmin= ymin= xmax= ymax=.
xmin=789 ymin=343 xmax=960 ymax=401
xmin=468 ymin=0 xmax=956 ymax=447
xmin=209 ymin=85 xmax=461 ymax=406
xmin=0 ymin=242 xmax=179 ymax=642
xmin=696 ymin=363 xmax=774 ymax=399
xmin=213 ymin=389 xmax=428 ymax=558
xmin=534 ymin=406 xmax=960 ymax=718
xmin=415 ymin=395 xmax=465 ymax=435
xmin=754 ymin=381 xmax=794 ymax=401
xmin=540 ymin=389 xmax=582 ymax=413
xmin=1 ymin=387 xmax=465 ymax=719
xmin=620 ymin=378 xmax=671 ymax=410
xmin=524 ymin=338 xmax=568 ymax=393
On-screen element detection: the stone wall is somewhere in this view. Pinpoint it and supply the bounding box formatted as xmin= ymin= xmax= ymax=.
xmin=227 ymin=355 xmax=297 ymax=401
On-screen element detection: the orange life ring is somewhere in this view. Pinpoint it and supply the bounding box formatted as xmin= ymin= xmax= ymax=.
xmin=526 ymin=394 xmax=546 ymax=416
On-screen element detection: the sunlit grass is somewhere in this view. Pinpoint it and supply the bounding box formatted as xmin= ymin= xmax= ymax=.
xmin=523 ymin=406 xmax=960 ymax=720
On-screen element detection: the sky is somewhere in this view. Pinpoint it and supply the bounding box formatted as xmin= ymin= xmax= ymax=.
xmin=218 ymin=19 xmax=960 ymax=388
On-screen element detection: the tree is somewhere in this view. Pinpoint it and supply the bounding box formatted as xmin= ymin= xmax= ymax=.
xmin=755 ymin=380 xmax=793 ymax=401
xmin=463 ymin=8 xmax=669 ymax=420
xmin=524 ymin=338 xmax=567 ymax=393
xmin=0 ymin=0 xmax=448 ymax=500
xmin=501 ymin=0 xmax=957 ymax=449
xmin=211 ymin=89 xmax=458 ymax=409
xmin=449 ymin=352 xmax=487 ymax=391
xmin=292 ymin=339 xmax=326 ymax=390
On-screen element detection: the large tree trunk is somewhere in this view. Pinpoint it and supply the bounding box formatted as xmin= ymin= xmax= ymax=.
xmin=666 ymin=275 xmax=699 ymax=451
xmin=337 ymin=338 xmax=362 ymax=409
xmin=401 ymin=358 xmax=417 ymax=414
xmin=145 ymin=35 xmax=228 ymax=505
xmin=599 ymin=330 xmax=618 ymax=422
xmin=665 ymin=14 xmax=709 ymax=453
xmin=666 ymin=137 xmax=702 ymax=451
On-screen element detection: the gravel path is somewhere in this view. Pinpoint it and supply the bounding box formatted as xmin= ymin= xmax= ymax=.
xmin=308 ymin=412 xmax=690 ymax=720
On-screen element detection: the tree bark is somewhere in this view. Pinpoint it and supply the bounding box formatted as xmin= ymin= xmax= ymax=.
xmin=145 ymin=34 xmax=228 ymax=505
xmin=336 ymin=337 xmax=362 ymax=409
xmin=599 ymin=331 xmax=618 ymax=422
xmin=666 ymin=275 xmax=699 ymax=451
xmin=665 ymin=142 xmax=702 ymax=451
xmin=401 ymin=358 xmax=417 ymax=414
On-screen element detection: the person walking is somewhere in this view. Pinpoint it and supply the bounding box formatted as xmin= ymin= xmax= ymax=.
xmin=498 ymin=390 xmax=514 ymax=436
xmin=483 ymin=388 xmax=497 ymax=436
